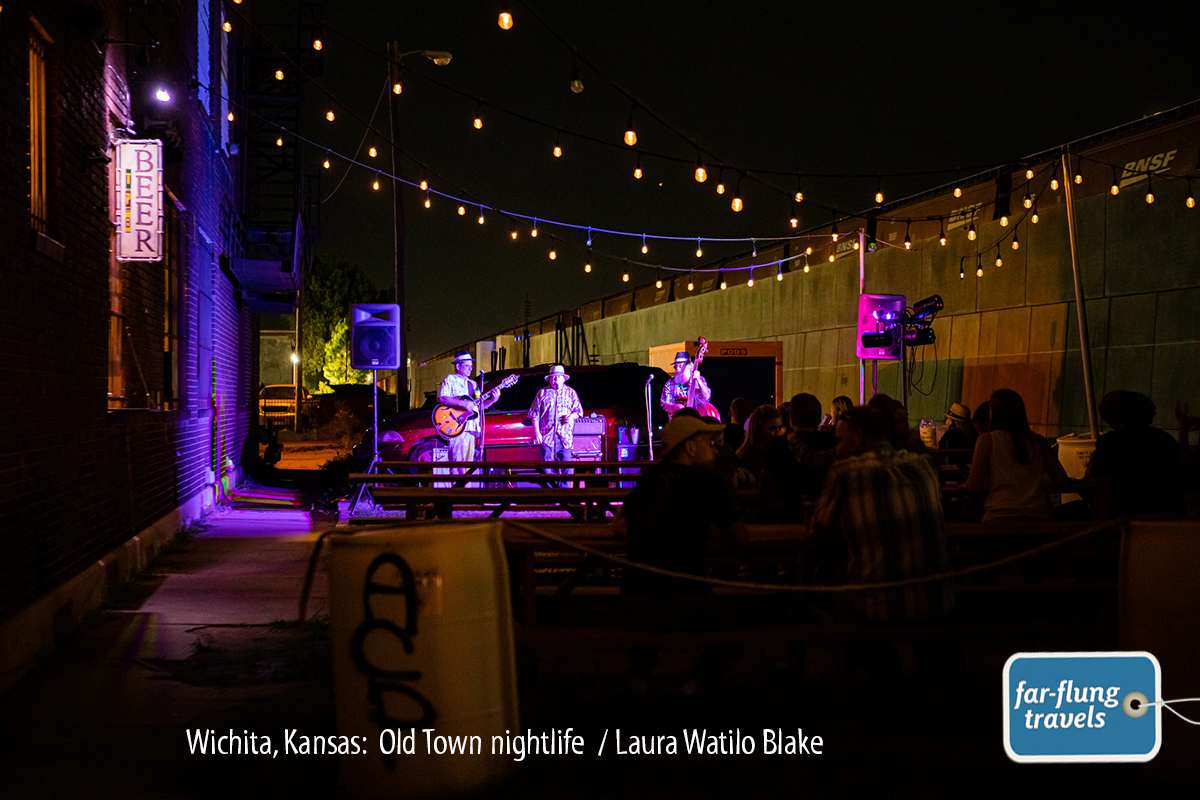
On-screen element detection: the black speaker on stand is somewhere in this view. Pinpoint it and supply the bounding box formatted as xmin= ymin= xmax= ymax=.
xmin=350 ymin=304 xmax=401 ymax=370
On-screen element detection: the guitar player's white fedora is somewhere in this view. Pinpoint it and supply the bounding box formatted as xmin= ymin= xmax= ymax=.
xmin=453 ymin=351 xmax=474 ymax=363
xmin=545 ymin=364 xmax=570 ymax=382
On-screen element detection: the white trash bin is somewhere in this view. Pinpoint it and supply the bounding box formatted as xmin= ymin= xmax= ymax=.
xmin=329 ymin=522 xmax=519 ymax=799
xmin=1055 ymin=432 xmax=1096 ymax=504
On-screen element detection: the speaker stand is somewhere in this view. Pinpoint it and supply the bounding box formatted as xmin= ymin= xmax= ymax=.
xmin=348 ymin=369 xmax=381 ymax=517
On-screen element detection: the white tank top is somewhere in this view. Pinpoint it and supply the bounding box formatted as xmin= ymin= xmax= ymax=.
xmin=983 ymin=431 xmax=1052 ymax=521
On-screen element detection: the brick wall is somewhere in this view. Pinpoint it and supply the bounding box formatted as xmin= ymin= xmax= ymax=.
xmin=0 ymin=0 xmax=254 ymax=623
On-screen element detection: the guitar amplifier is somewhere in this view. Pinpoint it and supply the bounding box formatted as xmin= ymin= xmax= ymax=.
xmin=572 ymin=415 xmax=606 ymax=436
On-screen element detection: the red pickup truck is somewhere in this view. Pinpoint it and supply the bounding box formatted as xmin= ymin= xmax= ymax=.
xmin=354 ymin=363 xmax=671 ymax=463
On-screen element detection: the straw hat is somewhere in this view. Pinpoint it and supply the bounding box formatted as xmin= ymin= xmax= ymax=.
xmin=545 ymin=364 xmax=570 ymax=382
xmin=946 ymin=402 xmax=971 ymax=423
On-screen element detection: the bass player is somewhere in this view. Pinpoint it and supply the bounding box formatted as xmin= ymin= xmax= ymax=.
xmin=661 ymin=350 xmax=713 ymax=419
xmin=438 ymin=351 xmax=502 ymax=472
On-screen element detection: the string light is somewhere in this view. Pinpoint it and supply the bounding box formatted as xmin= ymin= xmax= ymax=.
xmin=275 ymin=69 xmax=284 ymax=80
xmin=776 ymin=264 xmax=783 ymax=281
xmin=1110 ymin=167 xmax=1120 ymax=195
xmin=570 ymin=66 xmax=584 ymax=94
xmin=731 ymin=176 xmax=743 ymax=212
xmin=424 ymin=191 xmax=431 ymax=208
xmin=694 ymin=155 xmax=707 ymax=183
xmin=716 ymin=169 xmax=726 ymax=195
xmin=789 ymin=200 xmax=798 ymax=229
xmin=584 ymin=251 xmax=591 ymax=272
xmin=276 ymin=137 xmax=283 ymax=146
xmin=622 ymin=271 xmax=630 ymax=283
xmin=1012 ymin=233 xmax=1020 ymax=250
xmin=687 ymin=280 xmax=694 ymax=291
xmin=939 ymin=219 xmax=946 ymax=246
xmin=372 ymin=173 xmax=380 ymax=190
xmin=747 ymin=273 xmax=754 ymax=287
xmin=473 ymin=102 xmax=483 ymax=129
xmin=623 ymin=104 xmax=637 ymax=146
xmin=1187 ymin=179 xmax=1195 ymax=209
xmin=794 ymin=175 xmax=803 ymax=203
xmin=903 ymin=220 xmax=912 ymax=250
xmin=510 ymin=224 xmax=518 ymax=240
xmin=719 ymin=271 xmax=727 ymax=290
xmin=1000 ymin=215 xmax=1009 ymax=227
xmin=1025 ymin=168 xmax=1034 ymax=180
xmin=803 ymin=255 xmax=810 ymax=273
xmin=549 ymin=237 xmax=557 ymax=259
xmin=553 ymin=131 xmax=563 ymax=158
xmin=1073 ymin=163 xmax=1083 ymax=184
xmin=531 ymin=219 xmax=538 ymax=237
xmin=1031 ymin=206 xmax=1039 ymax=224
xmin=1024 ymin=188 xmax=1033 ymax=208
xmin=223 ymin=21 xmax=232 ymax=32
xmin=976 ymin=255 xmax=983 ymax=277
xmin=641 ymin=233 xmax=648 ymax=254
xmin=831 ymin=221 xmax=839 ymax=242
xmin=369 ymin=146 xmax=377 ymax=158
xmin=322 ymin=151 xmax=330 ymax=169
xmin=326 ymin=110 xmax=335 ymax=121
xmin=477 ymin=205 xmax=485 ymax=224
xmin=875 ymin=177 xmax=883 ymax=204
xmin=633 ymin=154 xmax=643 ymax=180
xmin=393 ymin=81 xmax=402 ymax=95
xmin=953 ymin=184 xmax=962 ymax=198
xmin=1050 ymin=172 xmax=1060 ymax=191
xmin=419 ymin=175 xmax=428 ymax=191
xmin=966 ymin=220 xmax=976 ymax=241
xmin=828 ymin=253 xmax=835 ymax=263
xmin=1145 ymin=174 xmax=1155 ymax=204
xmin=498 ymin=3 xmax=513 ymax=29
xmin=696 ymin=239 xmax=703 ymax=258
xmin=805 ymin=246 xmax=812 ymax=255
xmin=457 ymin=205 xmax=466 ymax=215
xmin=853 ymin=241 xmax=859 ymax=250
xmin=959 ymin=259 xmax=965 ymax=280
xmin=656 ymin=268 xmax=663 ymax=289
xmin=995 ymin=246 xmax=1003 ymax=267
xmin=313 ymin=39 xmax=323 ymax=51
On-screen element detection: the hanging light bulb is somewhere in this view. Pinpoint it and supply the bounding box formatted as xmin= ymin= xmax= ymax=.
xmin=1000 ymin=215 xmax=1009 ymax=227
xmin=747 ymin=274 xmax=754 ymax=287
xmin=498 ymin=3 xmax=513 ymax=29
xmin=457 ymin=205 xmax=466 ymax=216
xmin=875 ymin=177 xmax=883 ymax=204
xmin=326 ymin=110 xmax=335 ymax=121
xmin=510 ymin=224 xmax=518 ymax=240
xmin=1187 ymin=179 xmax=1196 ymax=208
xmin=553 ymin=132 xmax=562 ymax=158
xmin=633 ymin=154 xmax=643 ymax=180
xmin=531 ymin=220 xmax=538 ymax=237
xmin=275 ymin=69 xmax=284 ymax=80
xmin=1012 ymin=233 xmax=1020 ymax=250
xmin=1110 ymin=167 xmax=1120 ymax=195
xmin=853 ymin=240 xmax=860 ymax=250
xmin=623 ymin=105 xmax=637 ymax=146
xmin=1074 ymin=163 xmax=1083 ymax=184
xmin=1145 ymin=174 xmax=1155 ymax=204
xmin=954 ymin=185 xmax=962 ymax=198
xmin=1024 ymin=189 xmax=1033 ymax=208
xmin=776 ymin=265 xmax=783 ymax=281
xmin=719 ymin=271 xmax=727 ymax=290
xmin=419 ymin=176 xmax=428 ymax=191
xmin=473 ymin=102 xmax=483 ymax=129
xmin=828 ymin=253 xmax=835 ymax=263
xmin=687 ymin=280 xmax=694 ymax=291
xmin=622 ymin=272 xmax=630 ymax=283
xmin=805 ymin=246 xmax=813 ymax=256
xmin=696 ymin=239 xmax=703 ymax=258
xmin=694 ymin=155 xmax=707 ymax=183
xmin=322 ymin=155 xmax=330 ymax=169
xmin=731 ymin=177 xmax=743 ymax=212
xmin=794 ymin=175 xmax=804 ymax=203
xmin=789 ymin=200 xmax=798 ymax=229
xmin=939 ymin=220 xmax=947 ymax=246
xmin=1051 ymin=174 xmax=1060 ymax=191
xmin=641 ymin=234 xmax=648 ymax=254
xmin=424 ymin=192 xmax=431 ymax=209
xmin=903 ymin=220 xmax=912 ymax=250
xmin=227 ymin=111 xmax=235 ymax=122
xmin=976 ymin=260 xmax=984 ymax=278
xmin=1031 ymin=207 xmax=1040 ymax=224
xmin=313 ymin=39 xmax=323 ymax=51
xmin=276 ymin=137 xmax=284 ymax=147
xmin=655 ymin=271 xmax=663 ymax=289
xmin=1025 ymin=168 xmax=1034 ymax=180
xmin=393 ymin=81 xmax=402 ymax=95
xmin=584 ymin=250 xmax=592 ymax=272
xmin=960 ymin=261 xmax=965 ymax=280
xmin=549 ymin=237 xmax=557 ymax=260
xmin=831 ymin=222 xmax=839 ymax=243
xmin=570 ymin=66 xmax=584 ymax=94
xmin=967 ymin=221 xmax=976 ymax=241
xmin=995 ymin=247 xmax=1003 ymax=267
xmin=803 ymin=256 xmax=810 ymax=273
xmin=223 ymin=21 xmax=232 ymax=32
xmin=372 ymin=174 xmax=380 ymax=190
xmin=477 ymin=206 xmax=485 ymax=224
xmin=368 ymin=146 xmax=377 ymax=158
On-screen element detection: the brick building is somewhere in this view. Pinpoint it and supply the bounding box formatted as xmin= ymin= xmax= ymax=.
xmin=0 ymin=0 xmax=313 ymax=692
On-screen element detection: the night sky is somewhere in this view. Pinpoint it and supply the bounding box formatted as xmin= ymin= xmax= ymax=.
xmin=260 ymin=0 xmax=1200 ymax=358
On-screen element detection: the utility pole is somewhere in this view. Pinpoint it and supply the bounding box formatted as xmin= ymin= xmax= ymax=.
xmin=387 ymin=41 xmax=408 ymax=408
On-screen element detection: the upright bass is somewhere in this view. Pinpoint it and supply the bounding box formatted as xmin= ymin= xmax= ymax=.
xmin=682 ymin=337 xmax=721 ymax=421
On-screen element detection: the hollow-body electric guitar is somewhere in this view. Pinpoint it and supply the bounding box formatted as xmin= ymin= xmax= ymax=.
xmin=432 ymin=374 xmax=519 ymax=438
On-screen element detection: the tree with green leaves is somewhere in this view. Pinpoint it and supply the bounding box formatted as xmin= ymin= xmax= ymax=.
xmin=301 ymin=254 xmax=391 ymax=392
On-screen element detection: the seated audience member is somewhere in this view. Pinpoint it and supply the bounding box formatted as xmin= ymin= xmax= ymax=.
xmin=972 ymin=401 xmax=991 ymax=437
xmin=1088 ymin=391 xmax=1186 ymax=518
xmin=809 ymin=405 xmax=957 ymax=695
xmin=736 ymin=404 xmax=784 ymax=480
xmin=939 ymin=402 xmax=976 ymax=450
xmin=725 ymin=397 xmax=751 ymax=452
xmin=825 ymin=395 xmax=854 ymax=429
xmin=963 ymin=389 xmax=1068 ymax=521
xmin=618 ymin=415 xmax=745 ymax=694
xmin=765 ymin=393 xmax=839 ymax=508
xmin=867 ymin=394 xmax=926 ymax=453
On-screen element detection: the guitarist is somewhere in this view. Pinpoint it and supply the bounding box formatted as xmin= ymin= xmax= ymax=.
xmin=661 ymin=350 xmax=712 ymax=419
xmin=438 ymin=352 xmax=501 ymax=470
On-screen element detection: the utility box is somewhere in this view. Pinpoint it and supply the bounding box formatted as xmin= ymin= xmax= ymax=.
xmin=649 ymin=340 xmax=783 ymax=419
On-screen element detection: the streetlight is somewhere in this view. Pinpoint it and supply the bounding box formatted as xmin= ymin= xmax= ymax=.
xmin=388 ymin=45 xmax=452 ymax=407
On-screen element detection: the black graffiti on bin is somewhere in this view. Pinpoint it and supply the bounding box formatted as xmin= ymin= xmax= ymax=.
xmin=350 ymin=552 xmax=437 ymax=768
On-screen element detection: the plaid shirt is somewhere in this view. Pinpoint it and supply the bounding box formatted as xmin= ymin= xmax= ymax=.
xmin=528 ymin=385 xmax=583 ymax=449
xmin=811 ymin=443 xmax=953 ymax=622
